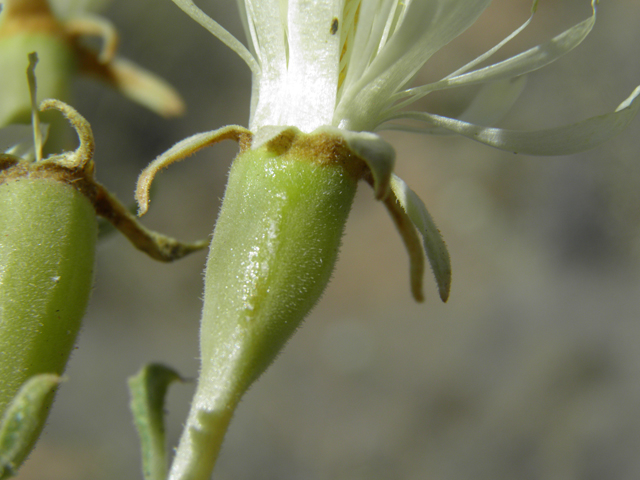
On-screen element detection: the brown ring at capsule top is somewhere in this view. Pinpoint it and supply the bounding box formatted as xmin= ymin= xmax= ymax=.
xmin=0 ymin=159 xmax=99 ymax=204
xmin=0 ymin=154 xmax=20 ymax=172
xmin=263 ymin=128 xmax=370 ymax=183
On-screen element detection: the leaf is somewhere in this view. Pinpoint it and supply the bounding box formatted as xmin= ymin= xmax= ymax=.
xmin=0 ymin=374 xmax=61 ymax=480
xmin=128 ymin=363 xmax=183 ymax=480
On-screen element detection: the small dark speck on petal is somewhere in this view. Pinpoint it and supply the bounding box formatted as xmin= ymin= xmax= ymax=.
xmin=330 ymin=18 xmax=339 ymax=35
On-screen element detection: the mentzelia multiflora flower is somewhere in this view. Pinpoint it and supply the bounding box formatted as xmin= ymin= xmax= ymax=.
xmin=135 ymin=1 xmax=639 ymax=478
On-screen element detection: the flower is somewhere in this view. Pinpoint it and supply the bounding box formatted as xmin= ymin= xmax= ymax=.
xmin=160 ymin=0 xmax=639 ymax=302
xmin=179 ymin=0 xmax=639 ymax=141
xmin=0 ymin=0 xmax=185 ymax=131
xmin=134 ymin=2 xmax=639 ymax=478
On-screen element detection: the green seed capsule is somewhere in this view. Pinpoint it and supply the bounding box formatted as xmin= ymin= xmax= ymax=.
xmin=200 ymin=138 xmax=359 ymax=392
xmin=0 ymin=54 xmax=202 ymax=476
xmin=165 ymin=130 xmax=364 ymax=479
xmin=0 ymin=175 xmax=97 ymax=417
xmin=0 ymin=0 xmax=186 ymax=144
xmin=136 ymin=126 xmax=436 ymax=480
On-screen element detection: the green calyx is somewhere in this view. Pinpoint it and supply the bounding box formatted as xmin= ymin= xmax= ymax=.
xmin=134 ymin=124 xmax=444 ymax=479
xmin=201 ymin=135 xmax=360 ymax=390
xmin=0 ymin=176 xmax=97 ymax=419
xmin=166 ymin=130 xmax=362 ymax=479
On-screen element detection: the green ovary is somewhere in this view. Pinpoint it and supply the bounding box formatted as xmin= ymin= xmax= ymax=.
xmin=0 ymin=178 xmax=96 ymax=418
xmin=170 ymin=143 xmax=358 ymax=479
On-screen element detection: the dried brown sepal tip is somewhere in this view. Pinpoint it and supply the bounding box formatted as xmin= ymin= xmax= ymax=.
xmin=13 ymin=76 xmax=206 ymax=262
xmin=39 ymin=98 xmax=94 ymax=170
xmin=135 ymin=125 xmax=252 ymax=216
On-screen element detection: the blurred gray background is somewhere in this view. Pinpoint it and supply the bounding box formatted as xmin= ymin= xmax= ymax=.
xmin=14 ymin=0 xmax=640 ymax=479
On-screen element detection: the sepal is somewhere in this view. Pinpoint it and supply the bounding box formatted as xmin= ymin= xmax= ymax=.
xmin=390 ymin=174 xmax=451 ymax=302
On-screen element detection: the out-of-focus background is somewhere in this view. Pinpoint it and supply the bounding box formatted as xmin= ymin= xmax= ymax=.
xmin=12 ymin=0 xmax=640 ymax=478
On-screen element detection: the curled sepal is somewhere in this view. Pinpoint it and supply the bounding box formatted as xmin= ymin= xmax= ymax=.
xmin=39 ymin=98 xmax=94 ymax=169
xmin=382 ymin=191 xmax=426 ymax=302
xmin=0 ymin=374 xmax=61 ymax=480
xmin=93 ymin=183 xmax=209 ymax=261
xmin=128 ymin=364 xmax=183 ymax=480
xmin=136 ymin=125 xmax=252 ymax=216
xmin=389 ymin=174 xmax=451 ymax=302
xmin=32 ymin=96 xmax=207 ymax=261
xmin=64 ymin=14 xmax=119 ymax=63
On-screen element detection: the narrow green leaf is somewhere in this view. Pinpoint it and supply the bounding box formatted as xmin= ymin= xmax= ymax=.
xmin=128 ymin=363 xmax=182 ymax=480
xmin=0 ymin=374 xmax=61 ymax=480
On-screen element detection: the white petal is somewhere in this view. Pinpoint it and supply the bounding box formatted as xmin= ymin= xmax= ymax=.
xmin=395 ymin=0 xmax=596 ymax=107
xmin=444 ymin=0 xmax=538 ymax=80
xmin=379 ymin=77 xmax=527 ymax=135
xmin=251 ymin=125 xmax=292 ymax=150
xmin=336 ymin=0 xmax=492 ymax=131
xmin=337 ymin=0 xmax=398 ymax=99
xmin=276 ymin=0 xmax=342 ymax=131
xmin=242 ymin=0 xmax=287 ymax=68
xmin=441 ymin=4 xmax=596 ymax=90
xmin=390 ymin=174 xmax=451 ymax=302
xmin=384 ymin=86 xmax=640 ymax=156
xmin=367 ymin=0 xmax=492 ymax=90
xmin=171 ymin=0 xmax=258 ymax=74
xmin=244 ymin=0 xmax=288 ymax=129
xmin=456 ymin=76 xmax=527 ymax=126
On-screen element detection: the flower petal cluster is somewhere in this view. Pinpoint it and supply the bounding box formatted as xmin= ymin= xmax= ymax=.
xmin=170 ymin=0 xmax=639 ymax=299
xmin=176 ymin=0 xmax=639 ymax=143
xmin=0 ymin=0 xmax=185 ymax=127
